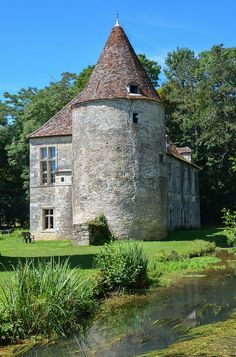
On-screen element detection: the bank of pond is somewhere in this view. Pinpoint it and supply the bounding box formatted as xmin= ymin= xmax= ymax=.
xmin=0 ymin=228 xmax=235 ymax=356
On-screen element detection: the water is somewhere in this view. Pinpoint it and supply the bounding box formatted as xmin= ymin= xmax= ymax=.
xmin=21 ymin=252 xmax=236 ymax=356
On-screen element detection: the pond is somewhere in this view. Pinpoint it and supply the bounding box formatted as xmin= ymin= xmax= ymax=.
xmin=20 ymin=251 xmax=236 ymax=356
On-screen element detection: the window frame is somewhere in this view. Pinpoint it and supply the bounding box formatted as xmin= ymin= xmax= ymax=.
xmin=132 ymin=112 xmax=139 ymax=123
xmin=43 ymin=208 xmax=55 ymax=230
xmin=127 ymin=82 xmax=141 ymax=95
xmin=40 ymin=146 xmax=57 ymax=185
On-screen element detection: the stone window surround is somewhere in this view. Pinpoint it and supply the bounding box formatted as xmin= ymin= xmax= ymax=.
xmin=42 ymin=207 xmax=55 ymax=232
xmin=127 ymin=82 xmax=141 ymax=95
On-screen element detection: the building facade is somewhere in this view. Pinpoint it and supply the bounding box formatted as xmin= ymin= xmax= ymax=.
xmin=28 ymin=22 xmax=200 ymax=244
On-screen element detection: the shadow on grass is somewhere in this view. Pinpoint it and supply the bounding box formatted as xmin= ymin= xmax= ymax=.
xmin=166 ymin=227 xmax=228 ymax=248
xmin=0 ymin=254 xmax=96 ymax=272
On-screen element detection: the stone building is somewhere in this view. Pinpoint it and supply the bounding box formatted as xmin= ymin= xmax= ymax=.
xmin=28 ymin=21 xmax=200 ymax=244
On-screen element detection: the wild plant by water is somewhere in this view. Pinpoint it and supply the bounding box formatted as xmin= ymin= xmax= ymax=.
xmin=95 ymin=242 xmax=148 ymax=292
xmin=222 ymin=208 xmax=236 ymax=247
xmin=0 ymin=259 xmax=97 ymax=341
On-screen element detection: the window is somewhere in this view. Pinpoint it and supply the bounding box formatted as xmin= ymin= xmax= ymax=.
xmin=191 ymin=170 xmax=195 ymax=195
xmin=133 ymin=113 xmax=139 ymax=123
xmin=159 ymin=154 xmax=164 ymax=163
xmin=176 ymin=165 xmax=180 ymax=193
xmin=181 ymin=209 xmax=186 ymax=225
xmin=168 ymin=162 xmax=173 ymax=192
xmin=43 ymin=209 xmax=54 ymax=229
xmin=184 ymin=167 xmax=189 ymax=194
xmin=40 ymin=147 xmax=57 ymax=185
xmin=127 ymin=83 xmax=140 ymax=94
xmin=61 ymin=177 xmax=65 ymax=183
xmin=130 ymin=85 xmax=139 ymax=94
xmin=169 ymin=209 xmax=172 ymax=228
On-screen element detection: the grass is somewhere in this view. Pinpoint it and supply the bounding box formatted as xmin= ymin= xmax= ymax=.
xmin=0 ymin=228 xmax=224 ymax=293
xmin=0 ymin=259 xmax=98 ymax=343
xmin=167 ymin=227 xmax=228 ymax=247
xmin=0 ymin=227 xmax=227 ymax=345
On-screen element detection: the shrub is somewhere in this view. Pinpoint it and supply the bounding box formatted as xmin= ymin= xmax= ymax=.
xmin=0 ymin=259 xmax=97 ymax=341
xmin=94 ymin=242 xmax=148 ymax=292
xmin=157 ymin=249 xmax=181 ymax=262
xmin=88 ymin=214 xmax=113 ymax=245
xmin=222 ymin=208 xmax=236 ymax=247
xmin=0 ymin=311 xmax=14 ymax=345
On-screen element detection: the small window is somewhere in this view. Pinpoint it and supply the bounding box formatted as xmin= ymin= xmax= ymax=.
xmin=168 ymin=161 xmax=173 ymax=192
xmin=159 ymin=154 xmax=164 ymax=163
xmin=61 ymin=177 xmax=65 ymax=183
xmin=130 ymin=85 xmax=139 ymax=94
xmin=43 ymin=208 xmax=54 ymax=229
xmin=127 ymin=83 xmax=140 ymax=95
xmin=133 ymin=113 xmax=139 ymax=123
xmin=169 ymin=209 xmax=172 ymax=228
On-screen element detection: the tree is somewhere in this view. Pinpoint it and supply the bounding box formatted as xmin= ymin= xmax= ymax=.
xmin=138 ymin=54 xmax=161 ymax=87
xmin=160 ymin=45 xmax=236 ymax=223
xmin=161 ymin=47 xmax=199 ymax=145
xmin=1 ymin=66 xmax=93 ymax=226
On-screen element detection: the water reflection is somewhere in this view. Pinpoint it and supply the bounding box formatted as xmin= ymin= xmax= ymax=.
xmin=22 ymin=253 xmax=236 ymax=357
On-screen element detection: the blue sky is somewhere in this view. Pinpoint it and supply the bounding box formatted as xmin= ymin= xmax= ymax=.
xmin=0 ymin=0 xmax=235 ymax=99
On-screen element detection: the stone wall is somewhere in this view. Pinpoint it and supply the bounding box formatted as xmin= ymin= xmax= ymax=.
xmin=72 ymin=98 xmax=167 ymax=242
xmin=167 ymin=154 xmax=200 ymax=230
xmin=30 ymin=136 xmax=73 ymax=240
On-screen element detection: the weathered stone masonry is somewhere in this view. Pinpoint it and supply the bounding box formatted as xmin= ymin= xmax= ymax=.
xmin=28 ymin=22 xmax=200 ymax=243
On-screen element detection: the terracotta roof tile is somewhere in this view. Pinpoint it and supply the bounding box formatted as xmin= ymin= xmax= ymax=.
xmin=28 ymin=97 xmax=76 ymax=138
xmin=73 ymin=24 xmax=161 ymax=105
xmin=29 ymin=24 xmax=161 ymax=139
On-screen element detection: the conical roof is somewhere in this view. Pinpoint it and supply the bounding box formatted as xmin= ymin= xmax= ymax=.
xmin=29 ymin=23 xmax=161 ymax=138
xmin=74 ymin=23 xmax=161 ymax=104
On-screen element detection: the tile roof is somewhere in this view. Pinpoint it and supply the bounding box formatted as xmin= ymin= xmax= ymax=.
xmin=29 ymin=23 xmax=161 ymax=139
xmin=167 ymin=144 xmax=199 ymax=169
xmin=28 ymin=97 xmax=76 ymax=138
xmin=73 ymin=23 xmax=161 ymax=106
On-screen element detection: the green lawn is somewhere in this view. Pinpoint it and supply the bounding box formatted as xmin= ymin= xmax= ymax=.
xmin=0 ymin=228 xmax=224 ymax=264
xmin=0 ymin=227 xmax=228 ymax=349
xmin=0 ymin=228 xmax=224 ymax=260
xmin=0 ymin=227 xmax=225 ymax=290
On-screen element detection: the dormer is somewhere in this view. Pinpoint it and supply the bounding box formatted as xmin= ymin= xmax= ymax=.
xmin=127 ymin=82 xmax=141 ymax=95
xmin=177 ymin=147 xmax=192 ymax=163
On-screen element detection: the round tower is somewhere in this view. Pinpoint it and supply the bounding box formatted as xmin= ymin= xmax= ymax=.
xmin=72 ymin=22 xmax=167 ymax=243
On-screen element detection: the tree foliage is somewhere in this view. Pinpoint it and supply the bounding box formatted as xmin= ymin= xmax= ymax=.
xmin=0 ymin=67 xmax=93 ymax=226
xmin=138 ymin=53 xmax=161 ymax=87
xmin=160 ymin=45 xmax=236 ymax=223
xmin=1 ymin=45 xmax=235 ymax=226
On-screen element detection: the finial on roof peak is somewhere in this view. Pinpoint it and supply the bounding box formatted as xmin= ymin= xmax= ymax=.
xmin=115 ymin=12 xmax=120 ymax=27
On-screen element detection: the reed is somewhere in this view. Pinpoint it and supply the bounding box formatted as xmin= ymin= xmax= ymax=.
xmin=0 ymin=259 xmax=97 ymax=341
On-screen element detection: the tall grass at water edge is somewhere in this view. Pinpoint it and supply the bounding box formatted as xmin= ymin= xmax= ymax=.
xmin=0 ymin=259 xmax=98 ymax=343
